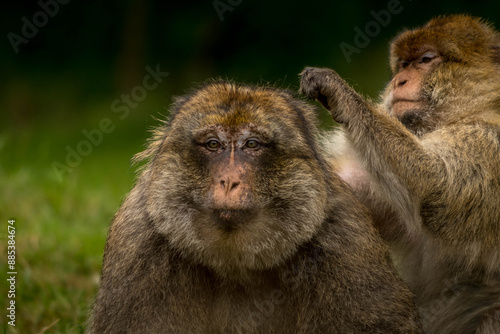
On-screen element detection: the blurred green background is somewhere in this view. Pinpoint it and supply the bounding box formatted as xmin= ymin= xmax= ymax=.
xmin=1 ymin=0 xmax=499 ymax=332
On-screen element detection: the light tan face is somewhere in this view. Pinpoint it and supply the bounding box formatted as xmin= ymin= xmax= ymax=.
xmin=389 ymin=49 xmax=442 ymax=120
xmin=195 ymin=123 xmax=267 ymax=229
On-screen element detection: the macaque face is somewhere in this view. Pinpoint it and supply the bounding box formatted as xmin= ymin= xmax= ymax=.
xmin=389 ymin=48 xmax=442 ymax=120
xmin=145 ymin=85 xmax=328 ymax=276
xmin=194 ymin=123 xmax=268 ymax=230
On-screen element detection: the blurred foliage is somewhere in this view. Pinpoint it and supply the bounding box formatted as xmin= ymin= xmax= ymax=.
xmin=1 ymin=0 xmax=499 ymax=332
xmin=2 ymin=0 xmax=500 ymax=130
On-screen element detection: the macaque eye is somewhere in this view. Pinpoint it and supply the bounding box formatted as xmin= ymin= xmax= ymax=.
xmin=419 ymin=51 xmax=438 ymax=64
xmin=206 ymin=139 xmax=222 ymax=150
xmin=244 ymin=139 xmax=260 ymax=149
xmin=420 ymin=56 xmax=434 ymax=63
xmin=400 ymin=60 xmax=410 ymax=69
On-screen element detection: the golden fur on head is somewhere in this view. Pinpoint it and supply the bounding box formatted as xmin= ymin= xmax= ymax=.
xmin=390 ymin=14 xmax=500 ymax=73
xmin=134 ymin=80 xmax=320 ymax=170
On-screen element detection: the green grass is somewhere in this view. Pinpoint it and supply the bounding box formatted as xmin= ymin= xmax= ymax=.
xmin=0 ymin=109 xmax=148 ymax=333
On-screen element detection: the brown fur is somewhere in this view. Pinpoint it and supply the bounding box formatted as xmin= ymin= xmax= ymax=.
xmin=88 ymin=81 xmax=421 ymax=333
xmin=300 ymin=15 xmax=500 ymax=334
xmin=389 ymin=15 xmax=500 ymax=72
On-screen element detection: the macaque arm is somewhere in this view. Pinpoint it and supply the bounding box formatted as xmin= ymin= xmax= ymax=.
xmin=300 ymin=67 xmax=446 ymax=224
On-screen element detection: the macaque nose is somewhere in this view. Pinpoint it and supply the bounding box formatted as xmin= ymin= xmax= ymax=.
xmin=215 ymin=167 xmax=244 ymax=198
xmin=220 ymin=177 xmax=240 ymax=195
xmin=393 ymin=68 xmax=417 ymax=89
xmin=212 ymin=170 xmax=247 ymax=208
xmin=394 ymin=75 xmax=408 ymax=88
xmin=397 ymin=78 xmax=407 ymax=87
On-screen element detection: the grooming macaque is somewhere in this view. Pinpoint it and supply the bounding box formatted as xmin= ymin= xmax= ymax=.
xmin=88 ymin=81 xmax=422 ymax=333
xmin=300 ymin=14 xmax=500 ymax=334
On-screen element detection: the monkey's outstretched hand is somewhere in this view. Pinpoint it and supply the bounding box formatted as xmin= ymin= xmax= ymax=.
xmin=300 ymin=65 xmax=439 ymax=204
xmin=300 ymin=67 xmax=370 ymax=124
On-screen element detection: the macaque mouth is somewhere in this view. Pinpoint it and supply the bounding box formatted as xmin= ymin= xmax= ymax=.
xmin=212 ymin=208 xmax=254 ymax=230
xmin=391 ymin=99 xmax=423 ymax=119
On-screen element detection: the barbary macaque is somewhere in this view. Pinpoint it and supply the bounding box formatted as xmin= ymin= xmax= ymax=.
xmin=300 ymin=14 xmax=500 ymax=334
xmin=88 ymin=81 xmax=422 ymax=333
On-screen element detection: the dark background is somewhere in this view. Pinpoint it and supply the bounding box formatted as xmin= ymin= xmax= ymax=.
xmin=1 ymin=0 xmax=499 ymax=332
xmin=4 ymin=0 xmax=500 ymax=131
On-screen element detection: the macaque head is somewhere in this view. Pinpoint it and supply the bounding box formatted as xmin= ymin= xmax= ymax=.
xmin=140 ymin=81 xmax=329 ymax=279
xmin=383 ymin=15 xmax=500 ymax=135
